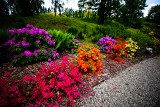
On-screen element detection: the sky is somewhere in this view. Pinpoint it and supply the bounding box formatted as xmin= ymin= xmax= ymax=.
xmin=44 ymin=0 xmax=160 ymax=17
xmin=143 ymin=0 xmax=160 ymax=16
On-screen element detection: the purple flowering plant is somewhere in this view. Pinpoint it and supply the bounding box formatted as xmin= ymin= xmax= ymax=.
xmin=97 ymin=35 xmax=116 ymax=52
xmin=3 ymin=24 xmax=58 ymax=66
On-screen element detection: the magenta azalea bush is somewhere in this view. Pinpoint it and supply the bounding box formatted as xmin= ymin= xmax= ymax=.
xmin=0 ymin=56 xmax=89 ymax=107
xmin=97 ymin=35 xmax=116 ymax=52
xmin=3 ymin=24 xmax=59 ymax=66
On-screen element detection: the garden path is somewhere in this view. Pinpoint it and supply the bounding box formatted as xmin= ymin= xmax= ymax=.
xmin=77 ymin=55 xmax=160 ymax=107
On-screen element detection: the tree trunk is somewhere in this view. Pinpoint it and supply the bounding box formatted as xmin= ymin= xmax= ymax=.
xmin=54 ymin=1 xmax=56 ymax=16
xmin=98 ymin=0 xmax=105 ymax=24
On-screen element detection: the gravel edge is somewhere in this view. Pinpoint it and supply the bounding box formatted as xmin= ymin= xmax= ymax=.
xmin=76 ymin=56 xmax=160 ymax=107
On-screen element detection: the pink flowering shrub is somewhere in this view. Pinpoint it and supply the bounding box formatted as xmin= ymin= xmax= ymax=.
xmin=0 ymin=56 xmax=86 ymax=107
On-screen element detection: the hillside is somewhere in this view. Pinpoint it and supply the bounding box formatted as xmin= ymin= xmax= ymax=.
xmin=0 ymin=13 xmax=157 ymax=51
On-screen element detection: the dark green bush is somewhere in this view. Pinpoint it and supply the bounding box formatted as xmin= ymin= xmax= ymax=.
xmin=0 ymin=30 xmax=10 ymax=45
xmin=83 ymin=24 xmax=87 ymax=34
xmin=92 ymin=33 xmax=104 ymax=43
xmin=77 ymin=31 xmax=85 ymax=39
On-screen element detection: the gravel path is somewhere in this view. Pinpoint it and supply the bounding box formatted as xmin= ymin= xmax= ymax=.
xmin=77 ymin=56 xmax=160 ymax=107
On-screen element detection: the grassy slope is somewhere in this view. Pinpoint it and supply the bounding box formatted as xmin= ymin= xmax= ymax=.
xmin=0 ymin=13 xmax=124 ymax=34
xmin=0 ymin=13 xmax=153 ymax=48
xmin=22 ymin=14 xmax=99 ymax=32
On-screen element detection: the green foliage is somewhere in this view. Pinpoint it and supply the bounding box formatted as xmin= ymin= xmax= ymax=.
xmin=0 ymin=0 xmax=9 ymax=15
xmin=92 ymin=33 xmax=104 ymax=43
xmin=140 ymin=22 xmax=155 ymax=35
xmin=78 ymin=31 xmax=85 ymax=39
xmin=83 ymin=11 xmax=94 ymax=19
xmin=8 ymin=0 xmax=45 ymax=16
xmin=125 ymin=28 xmax=153 ymax=49
xmin=119 ymin=0 xmax=147 ymax=26
xmin=47 ymin=29 xmax=79 ymax=52
xmin=83 ymin=24 xmax=87 ymax=34
xmin=0 ymin=30 xmax=10 ymax=45
xmin=63 ymin=8 xmax=75 ymax=17
xmin=147 ymin=4 xmax=160 ymax=24
xmin=0 ymin=16 xmax=26 ymax=29
xmin=67 ymin=26 xmax=79 ymax=36
xmin=0 ymin=14 xmax=157 ymax=54
xmin=51 ymin=0 xmax=63 ymax=16
xmin=0 ymin=30 xmax=11 ymax=64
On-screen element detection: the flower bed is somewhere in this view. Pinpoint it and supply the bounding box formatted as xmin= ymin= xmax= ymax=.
xmin=0 ymin=24 xmax=157 ymax=107
xmin=97 ymin=35 xmax=140 ymax=63
xmin=0 ymin=56 xmax=92 ymax=107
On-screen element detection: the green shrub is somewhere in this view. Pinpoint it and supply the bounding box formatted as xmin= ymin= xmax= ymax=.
xmin=0 ymin=16 xmax=26 ymax=29
xmin=47 ymin=29 xmax=79 ymax=52
xmin=125 ymin=29 xmax=154 ymax=50
xmin=83 ymin=11 xmax=94 ymax=19
xmin=95 ymin=26 xmax=107 ymax=35
xmin=67 ymin=26 xmax=79 ymax=36
xmin=83 ymin=24 xmax=87 ymax=34
xmin=77 ymin=31 xmax=85 ymax=39
xmin=92 ymin=33 xmax=104 ymax=43
xmin=0 ymin=30 xmax=10 ymax=45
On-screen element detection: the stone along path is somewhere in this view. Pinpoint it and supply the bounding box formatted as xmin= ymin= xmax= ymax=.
xmin=77 ymin=56 xmax=160 ymax=107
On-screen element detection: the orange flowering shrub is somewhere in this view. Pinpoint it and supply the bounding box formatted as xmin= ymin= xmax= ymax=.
xmin=77 ymin=45 xmax=102 ymax=74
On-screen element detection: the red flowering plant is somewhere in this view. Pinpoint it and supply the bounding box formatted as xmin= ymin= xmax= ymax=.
xmin=107 ymin=36 xmax=128 ymax=63
xmin=0 ymin=56 xmax=88 ymax=107
xmin=0 ymin=72 xmax=26 ymax=106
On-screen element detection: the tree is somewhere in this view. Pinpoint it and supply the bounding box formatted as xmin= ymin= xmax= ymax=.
xmin=98 ymin=0 xmax=105 ymax=24
xmin=31 ymin=0 xmax=45 ymax=15
xmin=40 ymin=6 xmax=49 ymax=13
xmin=105 ymin=0 xmax=121 ymax=19
xmin=119 ymin=0 xmax=147 ymax=26
xmin=0 ymin=0 xmax=44 ymax=16
xmin=0 ymin=0 xmax=9 ymax=15
xmin=51 ymin=0 xmax=64 ymax=16
xmin=83 ymin=10 xmax=94 ymax=19
xmin=78 ymin=0 xmax=99 ymax=18
xmin=78 ymin=0 xmax=122 ymax=24
xmin=63 ymin=8 xmax=74 ymax=17
xmin=147 ymin=5 xmax=160 ymax=24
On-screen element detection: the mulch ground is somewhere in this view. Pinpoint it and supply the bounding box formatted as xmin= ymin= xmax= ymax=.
xmin=0 ymin=51 xmax=154 ymax=87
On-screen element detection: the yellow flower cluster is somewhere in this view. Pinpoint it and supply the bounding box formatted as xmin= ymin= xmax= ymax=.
xmin=148 ymin=31 xmax=155 ymax=36
xmin=152 ymin=37 xmax=160 ymax=51
xmin=125 ymin=38 xmax=140 ymax=58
